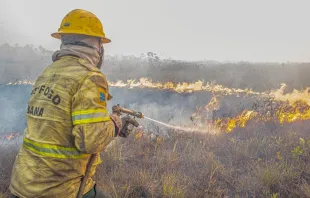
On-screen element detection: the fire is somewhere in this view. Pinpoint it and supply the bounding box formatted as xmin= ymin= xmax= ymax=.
xmin=1 ymin=132 xmax=19 ymax=141
xmin=191 ymin=94 xmax=220 ymax=125
xmin=7 ymin=80 xmax=35 ymax=86
xmin=204 ymin=94 xmax=220 ymax=111
xmin=7 ymin=133 xmax=14 ymax=140
xmin=191 ymin=84 xmax=310 ymax=132
xmin=270 ymin=83 xmax=310 ymax=104
xmin=190 ymin=94 xmax=258 ymax=133
xmin=7 ymin=78 xmax=266 ymax=96
xmin=214 ymin=110 xmax=258 ymax=132
xmin=108 ymin=78 xmax=265 ymax=95
xmin=276 ymin=100 xmax=310 ymax=123
xmin=6 ymin=78 xmax=310 ymax=133
xmin=212 ymin=99 xmax=310 ymax=132
xmin=6 ymin=78 xmax=310 ymax=103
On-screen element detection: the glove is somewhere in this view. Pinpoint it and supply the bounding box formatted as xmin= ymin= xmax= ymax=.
xmin=119 ymin=115 xmax=139 ymax=138
xmin=110 ymin=113 xmax=122 ymax=137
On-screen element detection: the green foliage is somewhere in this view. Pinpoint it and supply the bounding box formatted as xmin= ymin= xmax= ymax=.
xmin=300 ymin=138 xmax=305 ymax=147
xmin=276 ymin=152 xmax=283 ymax=161
xmin=271 ymin=193 xmax=279 ymax=198
xmin=307 ymin=139 xmax=310 ymax=148
xmin=162 ymin=174 xmax=186 ymax=198
xmin=291 ymin=146 xmax=304 ymax=157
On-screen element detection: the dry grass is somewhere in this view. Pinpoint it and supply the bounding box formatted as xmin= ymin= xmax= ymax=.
xmin=1 ymin=122 xmax=310 ymax=198
xmin=0 ymin=139 xmax=21 ymax=198
xmin=96 ymin=121 xmax=310 ymax=198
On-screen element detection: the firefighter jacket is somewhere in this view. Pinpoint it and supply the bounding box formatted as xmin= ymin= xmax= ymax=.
xmin=9 ymin=56 xmax=115 ymax=198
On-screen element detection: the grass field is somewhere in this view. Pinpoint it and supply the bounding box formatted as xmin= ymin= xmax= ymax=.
xmin=1 ymin=120 xmax=309 ymax=198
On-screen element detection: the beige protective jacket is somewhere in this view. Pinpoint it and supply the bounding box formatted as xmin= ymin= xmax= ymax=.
xmin=9 ymin=56 xmax=115 ymax=198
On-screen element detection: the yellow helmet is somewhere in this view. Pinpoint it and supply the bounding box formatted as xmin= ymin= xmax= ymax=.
xmin=51 ymin=9 xmax=111 ymax=43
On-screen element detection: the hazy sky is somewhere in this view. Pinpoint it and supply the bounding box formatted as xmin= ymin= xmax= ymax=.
xmin=1 ymin=0 xmax=310 ymax=62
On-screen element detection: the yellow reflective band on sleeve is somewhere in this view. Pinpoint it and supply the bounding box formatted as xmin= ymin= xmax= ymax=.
xmin=72 ymin=109 xmax=111 ymax=125
xmin=23 ymin=137 xmax=89 ymax=159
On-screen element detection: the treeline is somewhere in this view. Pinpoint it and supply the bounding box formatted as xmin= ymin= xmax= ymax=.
xmin=0 ymin=43 xmax=52 ymax=84
xmin=1 ymin=43 xmax=310 ymax=91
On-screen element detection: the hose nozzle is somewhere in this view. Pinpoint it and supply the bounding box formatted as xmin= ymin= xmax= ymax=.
xmin=112 ymin=104 xmax=144 ymax=118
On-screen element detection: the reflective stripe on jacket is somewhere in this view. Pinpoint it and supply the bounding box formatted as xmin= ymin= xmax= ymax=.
xmin=9 ymin=56 xmax=115 ymax=198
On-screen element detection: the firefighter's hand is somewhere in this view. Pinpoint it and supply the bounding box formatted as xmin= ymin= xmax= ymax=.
xmin=112 ymin=104 xmax=122 ymax=116
xmin=119 ymin=116 xmax=139 ymax=138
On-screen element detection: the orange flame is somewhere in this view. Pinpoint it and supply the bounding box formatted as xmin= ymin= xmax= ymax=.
xmin=270 ymin=83 xmax=310 ymax=104
xmin=6 ymin=78 xmax=310 ymax=103
xmin=7 ymin=133 xmax=15 ymax=141
xmin=213 ymin=100 xmax=310 ymax=132
xmin=214 ymin=110 xmax=258 ymax=132
xmin=7 ymin=78 xmax=266 ymax=95
xmin=108 ymin=78 xmax=265 ymax=95
xmin=190 ymin=84 xmax=310 ymax=132
xmin=1 ymin=132 xmax=17 ymax=141
xmin=7 ymin=78 xmax=310 ymax=133
xmin=204 ymin=94 xmax=220 ymax=111
xmin=7 ymin=80 xmax=35 ymax=86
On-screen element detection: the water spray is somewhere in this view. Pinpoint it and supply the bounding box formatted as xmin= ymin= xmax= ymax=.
xmin=144 ymin=116 xmax=194 ymax=132
xmin=112 ymin=105 xmax=212 ymax=133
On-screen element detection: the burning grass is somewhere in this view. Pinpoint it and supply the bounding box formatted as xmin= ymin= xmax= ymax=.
xmin=1 ymin=122 xmax=309 ymax=198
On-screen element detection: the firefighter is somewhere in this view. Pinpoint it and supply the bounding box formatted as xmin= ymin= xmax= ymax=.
xmin=9 ymin=9 xmax=138 ymax=198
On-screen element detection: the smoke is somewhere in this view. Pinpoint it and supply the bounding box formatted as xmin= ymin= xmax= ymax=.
xmin=0 ymin=85 xmax=30 ymax=133
xmin=0 ymin=85 xmax=233 ymax=134
xmin=1 ymin=44 xmax=310 ymax=135
xmin=0 ymin=81 xmax=265 ymax=137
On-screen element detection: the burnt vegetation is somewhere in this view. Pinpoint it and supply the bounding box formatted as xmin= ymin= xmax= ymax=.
xmin=0 ymin=44 xmax=310 ymax=198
